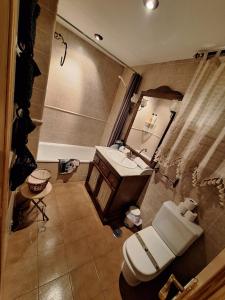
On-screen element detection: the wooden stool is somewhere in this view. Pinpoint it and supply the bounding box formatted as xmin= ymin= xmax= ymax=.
xmin=21 ymin=182 xmax=52 ymax=222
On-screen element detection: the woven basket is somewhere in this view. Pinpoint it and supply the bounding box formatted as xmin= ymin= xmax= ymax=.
xmin=27 ymin=169 xmax=51 ymax=193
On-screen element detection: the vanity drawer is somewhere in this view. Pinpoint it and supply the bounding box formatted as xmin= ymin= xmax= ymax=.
xmin=108 ymin=173 xmax=119 ymax=188
xmin=99 ymin=160 xmax=110 ymax=177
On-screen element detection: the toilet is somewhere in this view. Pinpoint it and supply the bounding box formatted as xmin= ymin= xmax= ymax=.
xmin=122 ymin=201 xmax=203 ymax=286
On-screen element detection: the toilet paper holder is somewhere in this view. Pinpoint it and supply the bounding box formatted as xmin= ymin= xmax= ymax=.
xmin=158 ymin=274 xmax=198 ymax=300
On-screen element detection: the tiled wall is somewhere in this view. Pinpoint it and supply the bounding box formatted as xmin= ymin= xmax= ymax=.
xmin=103 ymin=58 xmax=225 ymax=280
xmin=28 ymin=0 xmax=58 ymax=157
xmin=126 ymin=59 xmax=225 ymax=279
xmin=120 ymin=59 xmax=199 ymax=139
xmin=102 ymin=59 xmax=198 ymax=145
xmin=100 ymin=68 xmax=134 ymax=145
xmin=39 ymin=22 xmax=124 ymax=147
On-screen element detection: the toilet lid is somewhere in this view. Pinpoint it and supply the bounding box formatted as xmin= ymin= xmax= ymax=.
xmin=125 ymin=226 xmax=175 ymax=276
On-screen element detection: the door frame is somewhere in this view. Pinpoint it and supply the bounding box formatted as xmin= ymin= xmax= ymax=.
xmin=0 ymin=0 xmax=18 ymax=295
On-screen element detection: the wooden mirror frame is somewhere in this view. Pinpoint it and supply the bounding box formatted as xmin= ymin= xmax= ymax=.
xmin=124 ymin=86 xmax=184 ymax=167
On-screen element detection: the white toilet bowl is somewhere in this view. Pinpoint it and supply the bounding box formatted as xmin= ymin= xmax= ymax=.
xmin=122 ymin=226 xmax=175 ymax=286
xmin=122 ymin=201 xmax=203 ymax=286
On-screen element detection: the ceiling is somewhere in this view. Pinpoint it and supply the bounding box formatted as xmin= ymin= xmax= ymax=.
xmin=58 ymin=0 xmax=225 ymax=67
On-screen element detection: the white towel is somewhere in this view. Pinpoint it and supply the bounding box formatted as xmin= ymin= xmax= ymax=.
xmin=134 ymin=157 xmax=149 ymax=170
xmin=58 ymin=159 xmax=80 ymax=174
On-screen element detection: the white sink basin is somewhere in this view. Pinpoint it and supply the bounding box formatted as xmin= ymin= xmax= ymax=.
xmin=106 ymin=149 xmax=137 ymax=169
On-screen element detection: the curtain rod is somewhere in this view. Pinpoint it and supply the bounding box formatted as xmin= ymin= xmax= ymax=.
xmin=57 ymin=14 xmax=136 ymax=73
xmin=194 ymin=48 xmax=225 ymax=60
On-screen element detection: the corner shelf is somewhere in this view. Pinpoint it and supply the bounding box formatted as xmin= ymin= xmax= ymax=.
xmin=132 ymin=127 xmax=161 ymax=138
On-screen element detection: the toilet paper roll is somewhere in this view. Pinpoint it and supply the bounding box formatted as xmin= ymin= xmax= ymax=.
xmin=184 ymin=198 xmax=197 ymax=211
xmin=184 ymin=210 xmax=198 ymax=222
xmin=178 ymin=202 xmax=188 ymax=215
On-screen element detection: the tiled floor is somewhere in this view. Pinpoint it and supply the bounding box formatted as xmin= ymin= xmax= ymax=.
xmin=3 ymin=181 xmax=132 ymax=300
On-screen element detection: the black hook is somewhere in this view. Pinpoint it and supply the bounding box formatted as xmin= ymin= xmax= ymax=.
xmin=54 ymin=32 xmax=67 ymax=66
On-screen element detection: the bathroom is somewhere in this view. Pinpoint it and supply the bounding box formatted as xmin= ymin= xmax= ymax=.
xmin=1 ymin=0 xmax=225 ymax=299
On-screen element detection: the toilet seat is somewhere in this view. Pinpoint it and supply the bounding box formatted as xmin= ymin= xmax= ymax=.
xmin=124 ymin=226 xmax=175 ymax=281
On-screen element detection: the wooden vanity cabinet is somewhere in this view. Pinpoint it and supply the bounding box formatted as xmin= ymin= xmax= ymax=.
xmin=85 ymin=151 xmax=150 ymax=226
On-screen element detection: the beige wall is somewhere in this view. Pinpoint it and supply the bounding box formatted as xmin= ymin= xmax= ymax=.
xmin=28 ymin=0 xmax=58 ymax=157
xmin=103 ymin=58 xmax=225 ymax=277
xmin=126 ymin=59 xmax=225 ymax=276
xmin=102 ymin=59 xmax=198 ymax=146
xmin=100 ymin=68 xmax=133 ymax=145
xmin=40 ymin=22 xmax=124 ymax=147
xmin=134 ymin=59 xmax=198 ymax=94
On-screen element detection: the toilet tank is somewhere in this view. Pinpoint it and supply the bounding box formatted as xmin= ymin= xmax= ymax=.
xmin=152 ymin=201 xmax=203 ymax=256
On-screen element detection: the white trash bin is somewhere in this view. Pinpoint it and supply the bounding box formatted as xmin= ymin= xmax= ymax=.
xmin=124 ymin=206 xmax=142 ymax=228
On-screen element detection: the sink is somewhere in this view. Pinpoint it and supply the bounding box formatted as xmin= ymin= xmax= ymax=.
xmin=106 ymin=149 xmax=137 ymax=169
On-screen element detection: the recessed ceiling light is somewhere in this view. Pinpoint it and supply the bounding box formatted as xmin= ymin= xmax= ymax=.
xmin=143 ymin=0 xmax=159 ymax=10
xmin=94 ymin=33 xmax=103 ymax=41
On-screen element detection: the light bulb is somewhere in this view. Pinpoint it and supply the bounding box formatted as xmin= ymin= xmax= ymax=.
xmin=146 ymin=1 xmax=154 ymax=9
xmin=143 ymin=0 xmax=159 ymax=10
xmin=94 ymin=33 xmax=103 ymax=41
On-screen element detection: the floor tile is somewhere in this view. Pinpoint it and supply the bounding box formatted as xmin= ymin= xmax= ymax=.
xmin=39 ymin=274 xmax=73 ymax=300
xmin=63 ymin=217 xmax=91 ymax=243
xmin=67 ymin=184 xmax=85 ymax=196
xmin=43 ymin=190 xmax=57 ymax=207
xmin=53 ymin=183 xmax=69 ymax=195
xmin=3 ymin=255 xmax=38 ymax=300
xmin=38 ymin=225 xmax=64 ymax=252
xmin=60 ymin=201 xmax=94 ymax=223
xmin=3 ymin=182 xmax=131 ymax=300
xmin=6 ymin=234 xmax=37 ymax=265
xmin=95 ymin=248 xmax=123 ymax=290
xmin=63 ymin=215 xmax=103 ymax=243
xmin=103 ymin=282 xmax=122 ymax=300
xmin=91 ymin=294 xmax=105 ymax=300
xmin=16 ymin=289 xmax=38 ymax=300
xmin=38 ymin=204 xmax=62 ymax=228
xmin=70 ymin=262 xmax=102 ymax=299
xmin=111 ymin=227 xmax=133 ymax=249
xmin=38 ymin=244 xmax=68 ymax=286
xmin=56 ymin=191 xmax=76 ymax=207
xmin=87 ymin=226 xmax=115 ymax=259
xmin=65 ymin=238 xmax=93 ymax=271
xmin=8 ymin=222 xmax=38 ymax=246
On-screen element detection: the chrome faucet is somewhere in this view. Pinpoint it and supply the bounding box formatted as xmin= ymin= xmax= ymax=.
xmin=139 ymin=148 xmax=147 ymax=154
xmin=126 ymin=150 xmax=134 ymax=160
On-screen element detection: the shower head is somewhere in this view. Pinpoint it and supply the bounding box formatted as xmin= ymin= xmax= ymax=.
xmin=118 ymin=75 xmax=127 ymax=88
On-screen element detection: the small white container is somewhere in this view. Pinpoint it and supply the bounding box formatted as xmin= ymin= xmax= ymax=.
xmin=124 ymin=206 xmax=142 ymax=228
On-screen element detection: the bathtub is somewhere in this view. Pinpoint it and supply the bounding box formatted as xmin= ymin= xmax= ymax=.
xmin=37 ymin=142 xmax=96 ymax=163
xmin=37 ymin=142 xmax=96 ymax=182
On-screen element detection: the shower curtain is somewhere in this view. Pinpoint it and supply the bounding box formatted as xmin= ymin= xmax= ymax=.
xmin=107 ymin=72 xmax=142 ymax=146
xmin=157 ymin=56 xmax=225 ymax=205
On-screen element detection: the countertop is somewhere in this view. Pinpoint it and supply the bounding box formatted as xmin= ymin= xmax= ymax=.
xmin=95 ymin=146 xmax=152 ymax=177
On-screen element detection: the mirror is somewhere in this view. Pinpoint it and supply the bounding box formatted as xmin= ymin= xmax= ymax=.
xmin=124 ymin=86 xmax=183 ymax=164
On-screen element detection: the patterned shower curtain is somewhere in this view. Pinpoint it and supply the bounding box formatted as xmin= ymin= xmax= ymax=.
xmin=156 ymin=56 xmax=225 ymax=205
